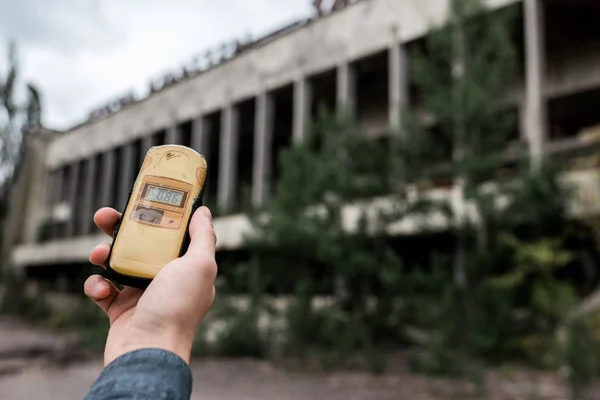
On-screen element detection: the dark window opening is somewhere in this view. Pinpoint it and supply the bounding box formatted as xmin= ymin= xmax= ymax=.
xmin=61 ymin=165 xmax=72 ymax=203
xmin=511 ymin=4 xmax=525 ymax=82
xmin=355 ymin=50 xmax=389 ymax=139
xmin=94 ymin=153 xmax=106 ymax=211
xmin=549 ymin=88 xmax=600 ymax=143
xmin=179 ymin=121 xmax=193 ymax=148
xmin=271 ymin=84 xmax=294 ymax=193
xmin=235 ymin=99 xmax=256 ymax=213
xmin=310 ymin=69 xmax=337 ymax=119
xmin=204 ymin=110 xmax=221 ymax=211
xmin=72 ymin=160 xmax=86 ymax=237
xmin=544 ymin=0 xmax=600 ymax=110
xmin=111 ymin=147 xmax=122 ymax=209
xmin=308 ymin=69 xmax=337 ymax=151
xmin=90 ymin=154 xmax=102 ymax=234
xmin=132 ymin=139 xmax=143 ymax=172
xmin=545 ymin=0 xmax=600 ymax=57
xmin=154 ymin=130 xmax=166 ymax=146
xmin=406 ymin=37 xmax=441 ymax=119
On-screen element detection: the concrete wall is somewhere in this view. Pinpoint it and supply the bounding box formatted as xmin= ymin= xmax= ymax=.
xmin=1 ymin=131 xmax=55 ymax=260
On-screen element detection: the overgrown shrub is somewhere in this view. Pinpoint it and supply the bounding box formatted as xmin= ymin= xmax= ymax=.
xmin=563 ymin=313 xmax=600 ymax=399
xmin=227 ymin=0 xmax=598 ymax=379
xmin=212 ymin=307 xmax=266 ymax=358
xmin=70 ymin=300 xmax=109 ymax=352
xmin=190 ymin=294 xmax=269 ymax=359
xmin=36 ymin=218 xmax=54 ymax=243
xmin=0 ymin=268 xmax=51 ymax=320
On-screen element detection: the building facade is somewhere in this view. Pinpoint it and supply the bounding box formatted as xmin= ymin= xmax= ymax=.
xmin=8 ymin=0 xmax=600 ymax=278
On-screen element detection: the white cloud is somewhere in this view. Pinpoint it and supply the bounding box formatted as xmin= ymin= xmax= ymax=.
xmin=0 ymin=0 xmax=312 ymax=130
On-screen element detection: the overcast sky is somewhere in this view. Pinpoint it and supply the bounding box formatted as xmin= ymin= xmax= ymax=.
xmin=0 ymin=0 xmax=312 ymax=130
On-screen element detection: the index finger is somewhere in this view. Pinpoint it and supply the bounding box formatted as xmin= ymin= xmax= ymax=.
xmin=94 ymin=207 xmax=122 ymax=237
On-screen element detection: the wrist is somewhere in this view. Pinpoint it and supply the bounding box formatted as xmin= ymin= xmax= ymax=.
xmin=105 ymin=326 xmax=194 ymax=366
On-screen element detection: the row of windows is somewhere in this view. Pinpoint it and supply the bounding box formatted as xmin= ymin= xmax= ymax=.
xmin=48 ymin=129 xmax=168 ymax=239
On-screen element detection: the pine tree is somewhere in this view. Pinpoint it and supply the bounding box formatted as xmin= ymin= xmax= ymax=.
xmin=409 ymin=0 xmax=578 ymax=371
xmin=410 ymin=0 xmax=520 ymax=286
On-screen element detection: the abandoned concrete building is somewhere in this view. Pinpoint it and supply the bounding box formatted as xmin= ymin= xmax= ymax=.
xmin=5 ymin=0 xmax=600 ymax=289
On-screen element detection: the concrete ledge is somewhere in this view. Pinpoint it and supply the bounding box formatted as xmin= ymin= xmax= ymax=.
xmin=12 ymin=213 xmax=253 ymax=268
xmin=12 ymin=234 xmax=106 ymax=267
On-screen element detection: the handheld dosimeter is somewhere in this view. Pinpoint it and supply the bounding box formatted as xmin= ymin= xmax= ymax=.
xmin=107 ymin=145 xmax=208 ymax=289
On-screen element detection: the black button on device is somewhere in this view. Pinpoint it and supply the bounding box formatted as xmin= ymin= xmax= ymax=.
xmin=111 ymin=189 xmax=133 ymax=239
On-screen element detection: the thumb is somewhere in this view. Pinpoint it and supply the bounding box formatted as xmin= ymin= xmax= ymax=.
xmin=182 ymin=206 xmax=218 ymax=281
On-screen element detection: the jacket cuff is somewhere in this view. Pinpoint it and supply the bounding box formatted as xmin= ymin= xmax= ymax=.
xmin=84 ymin=348 xmax=192 ymax=400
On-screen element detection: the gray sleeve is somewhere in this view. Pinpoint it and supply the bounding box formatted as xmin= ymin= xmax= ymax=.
xmin=83 ymin=348 xmax=192 ymax=400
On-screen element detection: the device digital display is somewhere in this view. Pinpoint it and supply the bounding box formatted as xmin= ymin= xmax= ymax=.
xmin=144 ymin=186 xmax=185 ymax=207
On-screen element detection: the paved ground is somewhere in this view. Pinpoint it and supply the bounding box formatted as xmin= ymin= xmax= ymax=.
xmin=0 ymin=357 xmax=573 ymax=400
xmin=0 ymin=316 xmax=593 ymax=399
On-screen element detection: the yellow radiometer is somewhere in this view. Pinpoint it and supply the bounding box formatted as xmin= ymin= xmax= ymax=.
xmin=108 ymin=145 xmax=208 ymax=288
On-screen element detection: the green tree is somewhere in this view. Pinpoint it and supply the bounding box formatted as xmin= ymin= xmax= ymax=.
xmin=410 ymin=0 xmax=519 ymax=286
xmin=408 ymin=0 xmax=579 ymax=373
xmin=0 ymin=41 xmax=43 ymax=267
xmin=239 ymin=106 xmax=440 ymax=368
xmin=235 ymin=0 xmax=578 ymax=375
xmin=0 ymin=40 xmax=42 ymax=185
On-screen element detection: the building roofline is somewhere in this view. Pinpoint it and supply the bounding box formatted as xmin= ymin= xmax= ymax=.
xmin=61 ymin=3 xmax=362 ymax=135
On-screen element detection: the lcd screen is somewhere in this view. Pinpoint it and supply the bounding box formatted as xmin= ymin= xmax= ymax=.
xmin=144 ymin=186 xmax=184 ymax=207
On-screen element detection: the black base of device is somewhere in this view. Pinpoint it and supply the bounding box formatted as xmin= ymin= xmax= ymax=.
xmin=105 ymin=266 xmax=153 ymax=289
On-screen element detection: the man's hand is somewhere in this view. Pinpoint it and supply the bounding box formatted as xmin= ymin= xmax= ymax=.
xmin=84 ymin=206 xmax=217 ymax=366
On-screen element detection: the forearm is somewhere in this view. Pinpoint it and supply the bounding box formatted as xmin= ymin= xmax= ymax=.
xmin=84 ymin=349 xmax=192 ymax=400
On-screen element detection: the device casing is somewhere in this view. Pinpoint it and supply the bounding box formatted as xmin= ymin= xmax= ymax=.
xmin=107 ymin=145 xmax=208 ymax=288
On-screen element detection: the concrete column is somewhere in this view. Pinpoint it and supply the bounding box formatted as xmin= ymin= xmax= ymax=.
xmin=65 ymin=162 xmax=80 ymax=238
xmin=191 ymin=116 xmax=209 ymax=153
xmin=49 ymin=169 xmax=62 ymax=207
xmin=44 ymin=171 xmax=54 ymax=209
xmin=99 ymin=150 xmax=116 ymax=209
xmin=389 ymin=39 xmax=409 ymax=130
xmin=217 ymin=104 xmax=239 ymax=213
xmin=252 ymin=91 xmax=275 ymax=206
xmin=523 ymin=0 xmax=547 ymax=167
xmin=79 ymin=157 xmax=97 ymax=235
xmin=117 ymin=143 xmax=134 ymax=212
xmin=192 ymin=116 xmax=214 ymax=204
xmin=293 ymin=76 xmax=312 ymax=143
xmin=41 ymin=171 xmax=54 ymax=239
xmin=337 ymin=61 xmax=356 ymax=119
xmin=166 ymin=124 xmax=181 ymax=144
